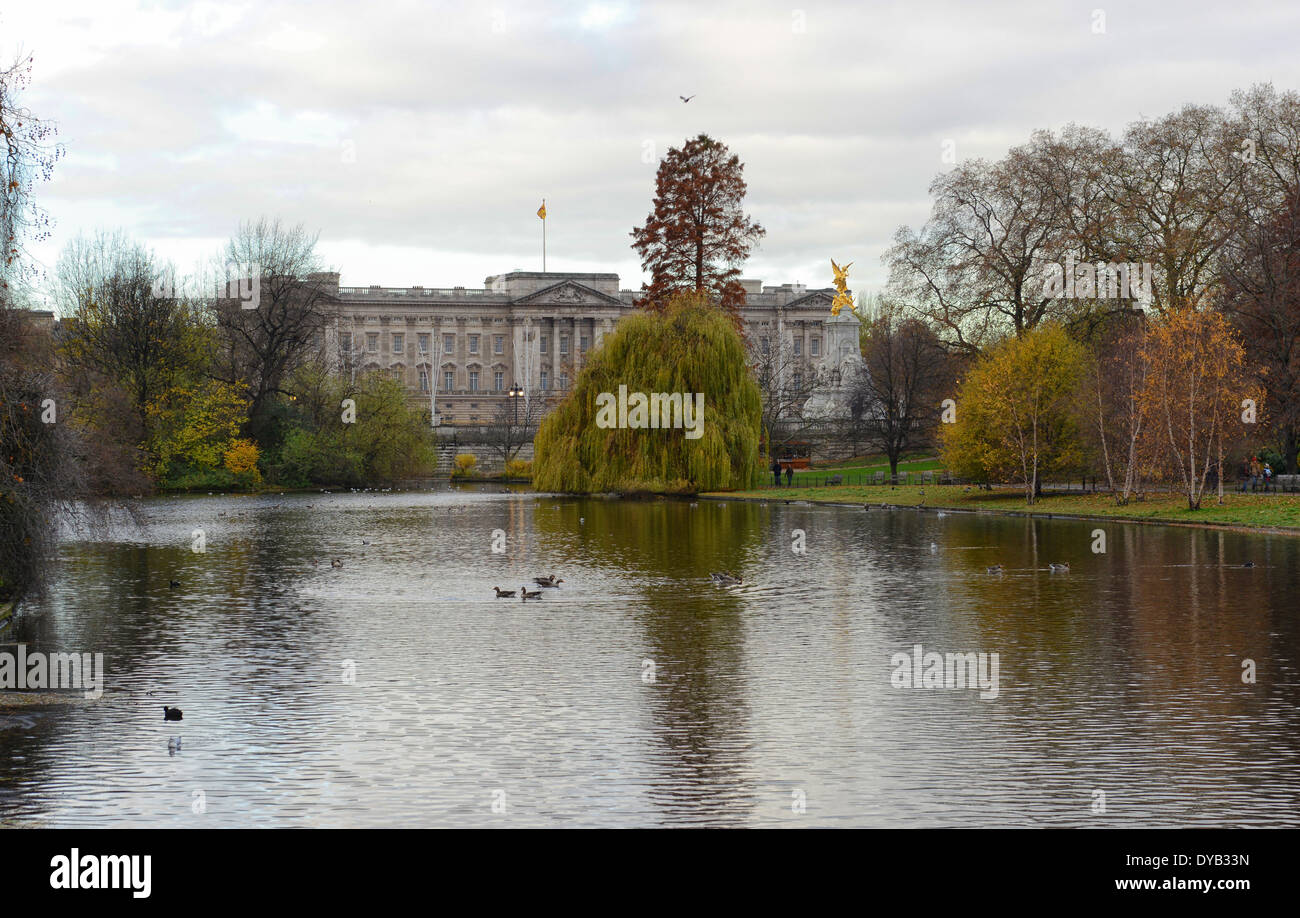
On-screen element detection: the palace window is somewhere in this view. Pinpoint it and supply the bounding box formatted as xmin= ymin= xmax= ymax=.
xmin=392 ymin=367 xmax=403 ymax=384
xmin=540 ymin=335 xmax=549 ymax=354
xmin=793 ymin=372 xmax=803 ymax=390
xmin=558 ymin=373 xmax=568 ymax=390
xmin=579 ymin=335 xmax=589 ymax=353
xmin=443 ymin=334 xmax=455 ymax=354
xmin=340 ymin=332 xmax=352 ymax=352
xmin=469 ymin=334 xmax=479 ymax=354
xmin=367 ymin=333 xmax=379 ymax=352
xmin=443 ymin=370 xmax=454 ymax=391
xmin=540 ymin=370 xmax=549 ymax=390
xmin=494 ymin=371 xmax=504 ymax=391
xmin=559 ymin=336 xmax=569 ymax=355
xmin=761 ymin=337 xmax=770 ymax=356
xmin=811 ymin=338 xmax=820 ymax=357
xmin=794 ymin=338 xmax=802 ymax=356
xmin=392 ymin=333 xmax=404 ymax=353
xmin=419 ymin=370 xmax=429 ymax=392
xmin=469 ymin=371 xmax=479 ymax=391
xmin=418 ymin=333 xmax=429 ymax=354
xmin=494 ymin=335 xmax=504 ymax=354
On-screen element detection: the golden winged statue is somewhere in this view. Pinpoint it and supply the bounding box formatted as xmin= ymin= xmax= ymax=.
xmin=829 ymin=259 xmax=855 ymax=316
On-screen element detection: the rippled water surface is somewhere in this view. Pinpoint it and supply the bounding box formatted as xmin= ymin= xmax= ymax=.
xmin=3 ymin=487 xmax=1299 ymax=826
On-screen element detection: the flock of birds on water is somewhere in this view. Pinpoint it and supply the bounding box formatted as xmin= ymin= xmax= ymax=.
xmin=979 ymin=559 xmax=1254 ymax=575
xmin=982 ymin=562 xmax=1069 ymax=575
xmin=487 ymin=571 xmax=744 ymax=598
xmin=493 ymin=575 xmax=564 ymax=601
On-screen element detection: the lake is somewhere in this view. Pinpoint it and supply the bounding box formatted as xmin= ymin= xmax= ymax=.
xmin=2 ymin=487 xmax=1298 ymax=827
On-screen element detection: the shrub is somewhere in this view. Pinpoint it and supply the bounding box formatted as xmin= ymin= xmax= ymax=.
xmin=270 ymin=367 xmax=435 ymax=487
xmin=223 ymin=437 xmax=262 ymax=488
xmin=453 ymin=453 xmax=478 ymax=477
xmin=272 ymin=427 xmax=363 ymax=488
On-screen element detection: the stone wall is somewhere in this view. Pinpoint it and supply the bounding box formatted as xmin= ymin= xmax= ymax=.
xmin=433 ymin=425 xmax=536 ymax=475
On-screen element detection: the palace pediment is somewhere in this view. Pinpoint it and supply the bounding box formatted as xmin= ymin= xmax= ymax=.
xmin=784 ymin=289 xmax=838 ymax=310
xmin=513 ymin=280 xmax=624 ymax=307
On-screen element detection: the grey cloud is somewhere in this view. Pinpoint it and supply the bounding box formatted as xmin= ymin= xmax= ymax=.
xmin=13 ymin=0 xmax=1300 ymax=294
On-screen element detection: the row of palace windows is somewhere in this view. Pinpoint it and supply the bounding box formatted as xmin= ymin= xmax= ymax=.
xmin=395 ymin=368 xmax=571 ymax=393
xmin=338 ymin=331 xmax=598 ymax=357
xmin=340 ymin=332 xmax=509 ymax=356
xmin=538 ymin=335 xmax=588 ymax=355
xmin=342 ymin=330 xmax=823 ymax=359
xmin=758 ymin=336 xmax=821 ymax=357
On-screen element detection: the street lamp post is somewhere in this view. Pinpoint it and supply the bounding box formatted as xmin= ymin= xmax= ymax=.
xmin=428 ymin=351 xmax=440 ymax=428
xmin=509 ymin=385 xmax=524 ymax=461
xmin=509 ymin=385 xmax=523 ymax=426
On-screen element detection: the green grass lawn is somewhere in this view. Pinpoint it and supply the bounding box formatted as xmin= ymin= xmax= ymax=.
xmin=706 ymin=483 xmax=1300 ymax=531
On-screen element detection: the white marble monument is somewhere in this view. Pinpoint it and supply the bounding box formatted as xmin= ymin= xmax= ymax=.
xmin=801 ymin=309 xmax=866 ymax=420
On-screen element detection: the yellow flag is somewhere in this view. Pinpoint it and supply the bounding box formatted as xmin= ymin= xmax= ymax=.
xmin=537 ymin=200 xmax=547 ymax=220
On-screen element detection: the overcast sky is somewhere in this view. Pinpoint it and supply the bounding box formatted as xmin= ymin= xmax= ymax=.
xmin=6 ymin=0 xmax=1300 ymax=303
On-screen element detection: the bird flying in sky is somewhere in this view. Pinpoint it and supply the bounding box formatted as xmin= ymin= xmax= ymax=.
xmin=680 ymin=94 xmax=695 ymax=103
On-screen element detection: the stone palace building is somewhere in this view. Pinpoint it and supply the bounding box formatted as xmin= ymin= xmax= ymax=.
xmin=313 ymin=270 xmax=860 ymax=426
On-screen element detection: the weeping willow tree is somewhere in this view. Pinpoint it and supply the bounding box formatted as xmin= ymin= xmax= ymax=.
xmin=533 ymin=291 xmax=762 ymax=494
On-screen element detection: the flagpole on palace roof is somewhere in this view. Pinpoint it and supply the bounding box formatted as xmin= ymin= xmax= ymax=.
xmin=538 ymin=199 xmax=547 ymax=272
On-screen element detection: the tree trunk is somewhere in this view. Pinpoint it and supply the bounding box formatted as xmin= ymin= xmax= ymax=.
xmin=1096 ymin=373 xmax=1116 ymax=494
xmin=1216 ymin=438 xmax=1224 ymax=506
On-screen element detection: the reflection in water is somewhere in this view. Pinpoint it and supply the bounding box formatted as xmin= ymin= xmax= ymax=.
xmin=1 ymin=489 xmax=1298 ymax=826
xmin=538 ymin=499 xmax=764 ymax=824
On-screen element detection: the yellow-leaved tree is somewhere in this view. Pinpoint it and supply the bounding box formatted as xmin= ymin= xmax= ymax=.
xmin=942 ymin=323 xmax=1089 ymax=504
xmin=148 ymin=380 xmax=254 ymax=489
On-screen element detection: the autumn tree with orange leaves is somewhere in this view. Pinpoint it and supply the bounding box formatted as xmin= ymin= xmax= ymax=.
xmin=630 ymin=134 xmax=765 ymax=317
xmin=1138 ymin=308 xmax=1258 ymax=508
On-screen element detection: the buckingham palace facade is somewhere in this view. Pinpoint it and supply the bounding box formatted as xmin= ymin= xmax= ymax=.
xmin=312 ymin=270 xmax=855 ymax=425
